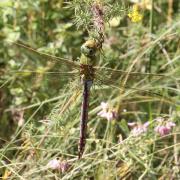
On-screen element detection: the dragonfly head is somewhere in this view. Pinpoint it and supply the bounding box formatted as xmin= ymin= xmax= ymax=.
xmin=81 ymin=39 xmax=97 ymax=57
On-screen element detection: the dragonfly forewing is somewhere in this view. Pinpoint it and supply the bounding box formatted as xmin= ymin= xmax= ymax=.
xmin=3 ymin=40 xmax=179 ymax=106
xmin=7 ymin=40 xmax=80 ymax=69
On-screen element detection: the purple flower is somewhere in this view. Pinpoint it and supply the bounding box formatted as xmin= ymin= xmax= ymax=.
xmin=155 ymin=121 xmax=175 ymax=136
xmin=128 ymin=122 xmax=149 ymax=137
xmin=97 ymin=102 xmax=117 ymax=121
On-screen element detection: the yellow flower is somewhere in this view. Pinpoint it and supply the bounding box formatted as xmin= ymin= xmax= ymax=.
xmin=2 ymin=169 xmax=12 ymax=180
xmin=128 ymin=5 xmax=143 ymax=23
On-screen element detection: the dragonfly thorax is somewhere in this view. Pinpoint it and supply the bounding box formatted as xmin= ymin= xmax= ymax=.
xmin=80 ymin=39 xmax=99 ymax=82
xmin=80 ymin=64 xmax=94 ymax=82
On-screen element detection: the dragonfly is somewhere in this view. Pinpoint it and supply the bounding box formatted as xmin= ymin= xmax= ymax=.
xmin=1 ymin=37 xmax=177 ymax=159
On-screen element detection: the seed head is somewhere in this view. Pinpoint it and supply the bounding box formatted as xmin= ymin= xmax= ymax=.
xmin=91 ymin=1 xmax=105 ymax=33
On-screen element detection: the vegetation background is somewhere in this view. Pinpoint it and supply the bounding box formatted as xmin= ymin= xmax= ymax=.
xmin=0 ymin=0 xmax=180 ymax=179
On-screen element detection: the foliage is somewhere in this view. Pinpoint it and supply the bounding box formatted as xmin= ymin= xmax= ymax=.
xmin=0 ymin=0 xmax=180 ymax=179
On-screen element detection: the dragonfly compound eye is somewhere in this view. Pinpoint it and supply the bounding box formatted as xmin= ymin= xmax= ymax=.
xmin=81 ymin=40 xmax=97 ymax=57
xmin=81 ymin=46 xmax=96 ymax=57
xmin=88 ymin=48 xmax=96 ymax=56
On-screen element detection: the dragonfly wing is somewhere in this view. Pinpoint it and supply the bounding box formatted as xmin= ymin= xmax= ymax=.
xmin=94 ymin=66 xmax=169 ymax=79
xmin=94 ymin=65 xmax=179 ymax=88
xmin=7 ymin=40 xmax=80 ymax=69
xmin=2 ymin=39 xmax=81 ymax=88
xmin=94 ymin=71 xmax=179 ymax=105
xmin=2 ymin=40 xmax=83 ymax=112
xmin=1 ymin=52 xmax=80 ymax=109
xmin=2 ymin=69 xmax=79 ymax=89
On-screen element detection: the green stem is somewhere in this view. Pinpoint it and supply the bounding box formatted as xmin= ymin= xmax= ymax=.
xmin=150 ymin=0 xmax=154 ymax=34
xmin=148 ymin=0 xmax=154 ymax=120
xmin=149 ymin=0 xmax=154 ymax=74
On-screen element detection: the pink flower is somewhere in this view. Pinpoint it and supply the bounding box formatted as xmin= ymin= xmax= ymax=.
xmin=47 ymin=159 xmax=70 ymax=172
xmin=155 ymin=121 xmax=175 ymax=136
xmin=100 ymin=102 xmax=108 ymax=110
xmin=47 ymin=159 xmax=61 ymax=170
xmin=166 ymin=122 xmax=176 ymax=128
xmin=97 ymin=102 xmax=117 ymax=121
xmin=155 ymin=117 xmax=164 ymax=122
xmin=60 ymin=161 xmax=70 ymax=173
xmin=128 ymin=122 xmax=149 ymax=137
xmin=11 ymin=110 xmax=24 ymax=127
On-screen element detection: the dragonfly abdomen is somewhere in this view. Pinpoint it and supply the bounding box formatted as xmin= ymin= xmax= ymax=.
xmin=78 ymin=80 xmax=92 ymax=159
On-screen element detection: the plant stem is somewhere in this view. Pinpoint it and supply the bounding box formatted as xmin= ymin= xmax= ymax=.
xmin=148 ymin=0 xmax=154 ymax=120
xmin=149 ymin=0 xmax=154 ymax=74
xmin=168 ymin=0 xmax=173 ymax=25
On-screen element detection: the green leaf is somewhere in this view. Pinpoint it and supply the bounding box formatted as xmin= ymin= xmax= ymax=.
xmin=0 ymin=0 xmax=13 ymax=8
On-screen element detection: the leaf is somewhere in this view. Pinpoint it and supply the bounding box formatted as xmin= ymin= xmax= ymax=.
xmin=0 ymin=0 xmax=13 ymax=8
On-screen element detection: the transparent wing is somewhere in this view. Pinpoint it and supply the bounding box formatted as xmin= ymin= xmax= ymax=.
xmin=94 ymin=60 xmax=179 ymax=96
xmin=94 ymin=68 xmax=179 ymax=106
xmin=1 ymin=40 xmax=81 ymax=88
xmin=6 ymin=39 xmax=175 ymax=80
xmin=1 ymin=40 xmax=83 ymax=111
xmin=8 ymin=40 xmax=80 ymax=69
xmin=5 ymin=39 xmax=176 ymax=82
xmin=3 ymin=39 xmax=179 ymax=102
